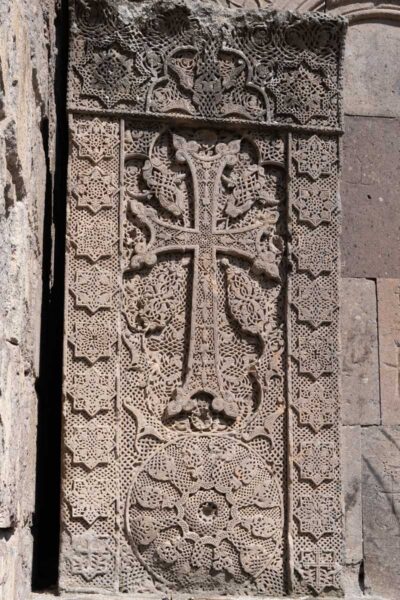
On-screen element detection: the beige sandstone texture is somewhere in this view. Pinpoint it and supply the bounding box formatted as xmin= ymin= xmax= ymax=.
xmin=362 ymin=427 xmax=400 ymax=598
xmin=0 ymin=1 xmax=399 ymax=599
xmin=0 ymin=1 xmax=55 ymax=599
xmin=343 ymin=22 xmax=400 ymax=118
xmin=377 ymin=279 xmax=400 ymax=425
xmin=341 ymin=278 xmax=380 ymax=425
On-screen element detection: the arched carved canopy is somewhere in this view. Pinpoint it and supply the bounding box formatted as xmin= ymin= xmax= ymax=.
xmin=60 ymin=1 xmax=346 ymax=597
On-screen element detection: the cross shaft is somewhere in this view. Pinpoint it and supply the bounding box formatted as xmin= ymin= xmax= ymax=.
xmin=127 ymin=132 xmax=280 ymax=421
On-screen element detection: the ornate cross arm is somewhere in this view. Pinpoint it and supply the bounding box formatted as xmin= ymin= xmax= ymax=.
xmin=213 ymin=219 xmax=283 ymax=283
xmin=126 ymin=197 xmax=283 ymax=282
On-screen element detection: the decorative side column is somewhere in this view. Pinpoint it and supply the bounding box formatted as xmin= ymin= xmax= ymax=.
xmin=288 ymin=132 xmax=342 ymax=594
xmin=60 ymin=115 xmax=121 ymax=594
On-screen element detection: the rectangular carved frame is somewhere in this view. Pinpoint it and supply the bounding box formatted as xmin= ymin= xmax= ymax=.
xmin=60 ymin=1 xmax=347 ymax=597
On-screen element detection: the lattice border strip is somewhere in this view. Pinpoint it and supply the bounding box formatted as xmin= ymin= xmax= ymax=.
xmin=59 ymin=115 xmax=122 ymax=594
xmin=287 ymin=131 xmax=342 ymax=595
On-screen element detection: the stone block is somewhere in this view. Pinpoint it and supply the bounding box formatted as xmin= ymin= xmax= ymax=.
xmin=362 ymin=426 xmax=400 ymax=598
xmin=0 ymin=0 xmax=55 ymax=597
xmin=343 ymin=22 xmax=400 ymax=118
xmin=341 ymin=564 xmax=364 ymax=599
xmin=342 ymin=425 xmax=362 ymax=565
xmin=0 ymin=528 xmax=33 ymax=600
xmin=341 ymin=278 xmax=380 ymax=425
xmin=377 ymin=279 xmax=400 ymax=425
xmin=341 ymin=116 xmax=400 ymax=278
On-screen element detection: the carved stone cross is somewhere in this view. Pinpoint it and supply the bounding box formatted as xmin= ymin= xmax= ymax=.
xmin=126 ymin=131 xmax=281 ymax=421
xmin=300 ymin=548 xmax=339 ymax=594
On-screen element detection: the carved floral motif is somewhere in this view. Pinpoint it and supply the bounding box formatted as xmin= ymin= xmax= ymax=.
xmin=270 ymin=65 xmax=336 ymax=125
xmin=72 ymin=118 xmax=119 ymax=165
xmin=70 ymin=314 xmax=114 ymax=364
xmin=69 ymin=369 xmax=115 ymax=417
xmin=295 ymin=333 xmax=335 ymax=380
xmin=293 ymin=185 xmax=335 ymax=228
xmin=71 ymin=213 xmax=117 ymax=262
xmin=295 ymin=494 xmax=339 ymax=539
xmin=293 ymin=381 xmax=336 ymax=432
xmin=297 ymin=547 xmax=341 ymax=594
xmin=72 ymin=167 xmax=118 ymax=213
xmin=70 ymin=1 xmax=345 ymax=128
xmin=76 ymin=46 xmax=139 ymax=108
xmin=292 ymin=278 xmax=337 ymax=328
xmin=66 ymin=422 xmax=114 ymax=469
xmin=293 ymin=228 xmax=333 ymax=277
xmin=293 ymin=135 xmax=337 ymax=181
xmin=295 ymin=442 xmax=339 ymax=486
xmin=72 ymin=265 xmax=112 ymax=313
xmin=127 ymin=437 xmax=283 ymax=589
xmin=67 ymin=474 xmax=113 ymax=524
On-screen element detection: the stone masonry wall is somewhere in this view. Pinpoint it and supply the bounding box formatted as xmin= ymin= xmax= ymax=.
xmin=0 ymin=1 xmax=55 ymax=599
xmin=339 ymin=13 xmax=399 ymax=600
xmin=1 ymin=0 xmax=400 ymax=599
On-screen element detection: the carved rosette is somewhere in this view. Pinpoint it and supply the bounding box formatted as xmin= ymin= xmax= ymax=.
xmin=126 ymin=437 xmax=283 ymax=591
xmin=61 ymin=1 xmax=345 ymax=597
xmin=288 ymin=130 xmax=342 ymax=595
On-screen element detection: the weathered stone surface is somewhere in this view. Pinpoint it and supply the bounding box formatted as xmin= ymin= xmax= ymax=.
xmin=341 ymin=564 xmax=364 ymax=600
xmin=60 ymin=1 xmax=345 ymax=597
xmin=0 ymin=1 xmax=55 ymax=598
xmin=342 ymin=425 xmax=362 ymax=565
xmin=273 ymin=0 xmax=400 ymax=23
xmin=0 ymin=528 xmax=33 ymax=600
xmin=377 ymin=279 xmax=400 ymax=425
xmin=341 ymin=278 xmax=380 ymax=425
xmin=343 ymin=22 xmax=400 ymax=118
xmin=6 ymin=0 xmax=400 ymax=596
xmin=362 ymin=426 xmax=400 ymax=597
xmin=341 ymin=116 xmax=400 ymax=278
xmin=29 ymin=594 xmax=367 ymax=600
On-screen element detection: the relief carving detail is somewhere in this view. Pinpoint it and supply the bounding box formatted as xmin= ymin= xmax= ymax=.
xmin=60 ymin=1 xmax=345 ymax=597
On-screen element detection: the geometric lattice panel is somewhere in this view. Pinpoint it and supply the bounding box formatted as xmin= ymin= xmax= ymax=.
xmin=60 ymin=1 xmax=346 ymax=597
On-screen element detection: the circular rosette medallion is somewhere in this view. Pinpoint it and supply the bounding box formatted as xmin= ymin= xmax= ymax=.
xmin=126 ymin=436 xmax=283 ymax=591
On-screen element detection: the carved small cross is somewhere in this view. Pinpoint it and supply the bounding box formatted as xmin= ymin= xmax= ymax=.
xmin=126 ymin=132 xmax=281 ymax=421
xmin=301 ymin=547 xmax=337 ymax=594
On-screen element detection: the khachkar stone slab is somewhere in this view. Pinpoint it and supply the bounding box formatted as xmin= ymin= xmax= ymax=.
xmin=60 ymin=1 xmax=346 ymax=597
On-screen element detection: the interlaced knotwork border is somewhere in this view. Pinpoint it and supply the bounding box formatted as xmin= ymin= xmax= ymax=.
xmin=68 ymin=0 xmax=347 ymax=132
xmin=60 ymin=115 xmax=122 ymax=594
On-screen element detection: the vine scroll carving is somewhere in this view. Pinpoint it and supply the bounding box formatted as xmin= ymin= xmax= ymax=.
xmin=60 ymin=1 xmax=346 ymax=597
